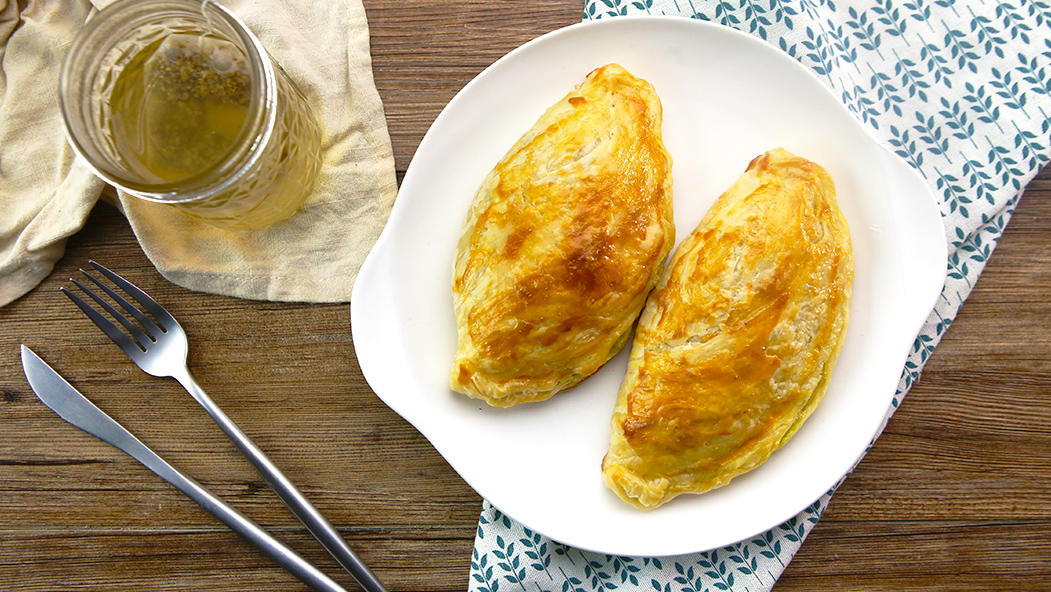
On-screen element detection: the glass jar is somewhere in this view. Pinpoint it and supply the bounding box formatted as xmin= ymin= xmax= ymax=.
xmin=60 ymin=0 xmax=322 ymax=231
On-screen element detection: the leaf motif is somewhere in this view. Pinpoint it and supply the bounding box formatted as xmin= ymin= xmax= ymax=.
xmin=520 ymin=8 xmax=1044 ymax=592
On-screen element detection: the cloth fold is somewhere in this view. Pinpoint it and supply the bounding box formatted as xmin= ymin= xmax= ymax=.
xmin=470 ymin=2 xmax=1050 ymax=591
xmin=0 ymin=0 xmax=396 ymax=307
xmin=0 ymin=0 xmax=104 ymax=307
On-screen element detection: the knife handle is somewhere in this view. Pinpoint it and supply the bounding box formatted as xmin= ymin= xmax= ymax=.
xmin=21 ymin=346 xmax=350 ymax=592
xmin=116 ymin=434 xmax=351 ymax=592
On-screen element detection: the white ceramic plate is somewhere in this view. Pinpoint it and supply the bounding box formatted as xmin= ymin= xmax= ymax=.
xmin=351 ymin=16 xmax=946 ymax=557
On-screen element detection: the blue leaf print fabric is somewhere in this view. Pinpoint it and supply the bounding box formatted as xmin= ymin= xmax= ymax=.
xmin=472 ymin=1 xmax=1050 ymax=590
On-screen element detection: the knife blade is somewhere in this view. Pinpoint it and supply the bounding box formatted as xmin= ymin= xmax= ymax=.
xmin=19 ymin=345 xmax=350 ymax=592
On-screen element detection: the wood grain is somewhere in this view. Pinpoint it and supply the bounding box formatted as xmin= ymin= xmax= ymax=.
xmin=1 ymin=1 xmax=1049 ymax=591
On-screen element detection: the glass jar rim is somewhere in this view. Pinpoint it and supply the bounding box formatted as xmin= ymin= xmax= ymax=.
xmin=59 ymin=0 xmax=277 ymax=203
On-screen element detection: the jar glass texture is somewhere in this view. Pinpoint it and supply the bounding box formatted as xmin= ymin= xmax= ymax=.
xmin=60 ymin=0 xmax=322 ymax=231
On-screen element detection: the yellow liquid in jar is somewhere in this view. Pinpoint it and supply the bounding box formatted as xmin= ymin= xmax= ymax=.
xmin=110 ymin=35 xmax=251 ymax=184
xmin=107 ymin=33 xmax=322 ymax=230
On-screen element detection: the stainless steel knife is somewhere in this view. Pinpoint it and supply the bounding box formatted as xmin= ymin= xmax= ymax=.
xmin=19 ymin=345 xmax=351 ymax=592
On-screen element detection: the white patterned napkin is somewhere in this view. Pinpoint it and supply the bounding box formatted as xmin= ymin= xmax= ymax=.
xmin=471 ymin=2 xmax=1050 ymax=590
xmin=0 ymin=0 xmax=395 ymax=307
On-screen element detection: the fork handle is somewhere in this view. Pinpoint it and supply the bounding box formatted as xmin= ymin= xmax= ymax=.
xmin=174 ymin=369 xmax=388 ymax=592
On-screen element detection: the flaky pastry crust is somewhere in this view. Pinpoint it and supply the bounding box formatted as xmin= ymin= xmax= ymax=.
xmin=450 ymin=64 xmax=674 ymax=407
xmin=603 ymin=148 xmax=853 ymax=509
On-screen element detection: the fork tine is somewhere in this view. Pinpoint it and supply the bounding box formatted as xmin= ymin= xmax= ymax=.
xmin=61 ymin=286 xmax=145 ymax=355
xmin=69 ymin=278 xmax=154 ymax=351
xmin=88 ymin=261 xmax=178 ymax=331
xmin=79 ymin=267 xmax=164 ymax=338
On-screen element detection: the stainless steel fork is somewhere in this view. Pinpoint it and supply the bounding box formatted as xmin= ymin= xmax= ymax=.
xmin=62 ymin=261 xmax=387 ymax=592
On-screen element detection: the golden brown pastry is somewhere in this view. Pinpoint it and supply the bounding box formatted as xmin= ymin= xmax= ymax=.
xmin=450 ymin=64 xmax=674 ymax=407
xmin=603 ymin=148 xmax=853 ymax=509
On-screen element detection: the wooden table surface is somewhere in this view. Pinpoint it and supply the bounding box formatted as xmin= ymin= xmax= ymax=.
xmin=2 ymin=2 xmax=1049 ymax=591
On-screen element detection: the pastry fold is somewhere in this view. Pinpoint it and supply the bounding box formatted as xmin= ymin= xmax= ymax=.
xmin=451 ymin=64 xmax=674 ymax=407
xmin=603 ymin=148 xmax=853 ymax=509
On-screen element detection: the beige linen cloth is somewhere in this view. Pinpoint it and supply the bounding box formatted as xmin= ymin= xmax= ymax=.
xmin=0 ymin=0 xmax=397 ymax=307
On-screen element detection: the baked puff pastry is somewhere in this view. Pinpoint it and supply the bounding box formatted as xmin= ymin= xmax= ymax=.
xmin=450 ymin=64 xmax=674 ymax=407
xmin=603 ymin=148 xmax=853 ymax=509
